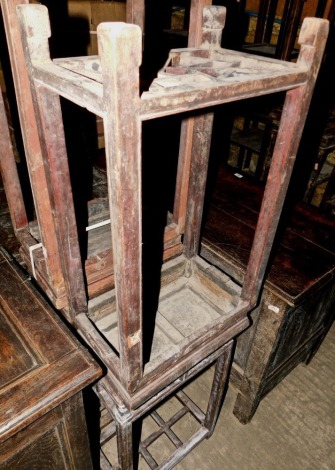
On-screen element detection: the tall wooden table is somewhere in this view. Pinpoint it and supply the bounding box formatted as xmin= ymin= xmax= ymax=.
xmin=3 ymin=2 xmax=329 ymax=468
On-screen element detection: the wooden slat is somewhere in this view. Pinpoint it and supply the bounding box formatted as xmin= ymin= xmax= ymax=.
xmin=0 ymin=90 xmax=27 ymax=232
xmin=98 ymin=22 xmax=143 ymax=392
xmin=126 ymin=0 xmax=145 ymax=32
xmin=1 ymin=0 xmax=65 ymax=293
xmin=17 ymin=5 xmax=89 ymax=322
xmin=183 ymin=112 xmax=214 ymax=258
xmin=34 ymin=63 xmax=103 ymax=116
xmin=241 ymin=18 xmax=330 ymax=306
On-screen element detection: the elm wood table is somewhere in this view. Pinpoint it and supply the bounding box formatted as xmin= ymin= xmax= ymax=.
xmin=16 ymin=3 xmax=328 ymax=468
xmin=16 ymin=3 xmax=327 ymax=469
xmin=0 ymin=247 xmax=102 ymax=469
xmin=201 ymin=165 xmax=335 ymax=424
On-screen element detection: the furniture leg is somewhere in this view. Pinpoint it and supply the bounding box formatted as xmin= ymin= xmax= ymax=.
xmin=233 ymin=390 xmax=262 ymax=425
xmin=0 ymin=89 xmax=27 ymax=232
xmin=115 ymin=407 xmax=134 ymax=470
xmin=1 ymin=0 xmax=66 ymax=293
xmin=233 ymin=293 xmax=286 ymax=424
xmin=204 ymin=340 xmax=233 ymax=436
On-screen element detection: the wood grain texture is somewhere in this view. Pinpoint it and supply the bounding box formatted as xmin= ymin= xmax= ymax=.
xmin=0 ymin=248 xmax=102 ymax=443
xmin=0 ymin=393 xmax=94 ymax=470
xmin=12 ymin=4 xmax=329 ymax=466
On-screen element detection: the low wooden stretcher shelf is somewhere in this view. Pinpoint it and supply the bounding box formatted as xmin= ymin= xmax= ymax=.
xmin=5 ymin=2 xmax=329 ymax=468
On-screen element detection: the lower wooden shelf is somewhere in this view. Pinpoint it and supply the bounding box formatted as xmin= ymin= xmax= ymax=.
xmin=86 ymin=253 xmax=249 ymax=408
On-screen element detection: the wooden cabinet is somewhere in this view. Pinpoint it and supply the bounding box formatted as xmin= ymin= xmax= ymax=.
xmin=201 ymin=167 xmax=335 ymax=423
xmin=0 ymin=247 xmax=102 ymax=468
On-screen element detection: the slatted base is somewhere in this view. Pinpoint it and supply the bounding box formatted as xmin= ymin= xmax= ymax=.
xmin=99 ymin=388 xmax=214 ymax=470
xmin=139 ymin=391 xmax=210 ymax=470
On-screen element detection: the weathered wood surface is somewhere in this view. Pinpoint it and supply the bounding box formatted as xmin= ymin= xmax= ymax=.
xmin=183 ymin=112 xmax=214 ymax=258
xmin=93 ymin=255 xmax=240 ymax=362
xmin=22 ymin=204 xmax=182 ymax=306
xmin=240 ymin=17 xmax=329 ymax=307
xmin=16 ymin=4 xmax=328 ymax=308
xmin=0 ymin=0 xmax=184 ymax=316
xmin=4 ymin=1 xmax=328 ymax=316
xmin=88 ymin=253 xmax=248 ymax=412
xmin=98 ymin=341 xmax=234 ymax=469
xmin=14 ymin=4 xmax=329 ymax=467
xmin=30 ymin=39 xmax=311 ymax=121
xmin=139 ymin=385 xmax=223 ymax=469
xmin=98 ymin=22 xmax=143 ymax=393
xmin=20 ymin=5 xmax=316 ymax=121
xmin=0 ymin=0 xmax=151 ymax=316
xmin=16 ymin=0 xmax=329 ymax=395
